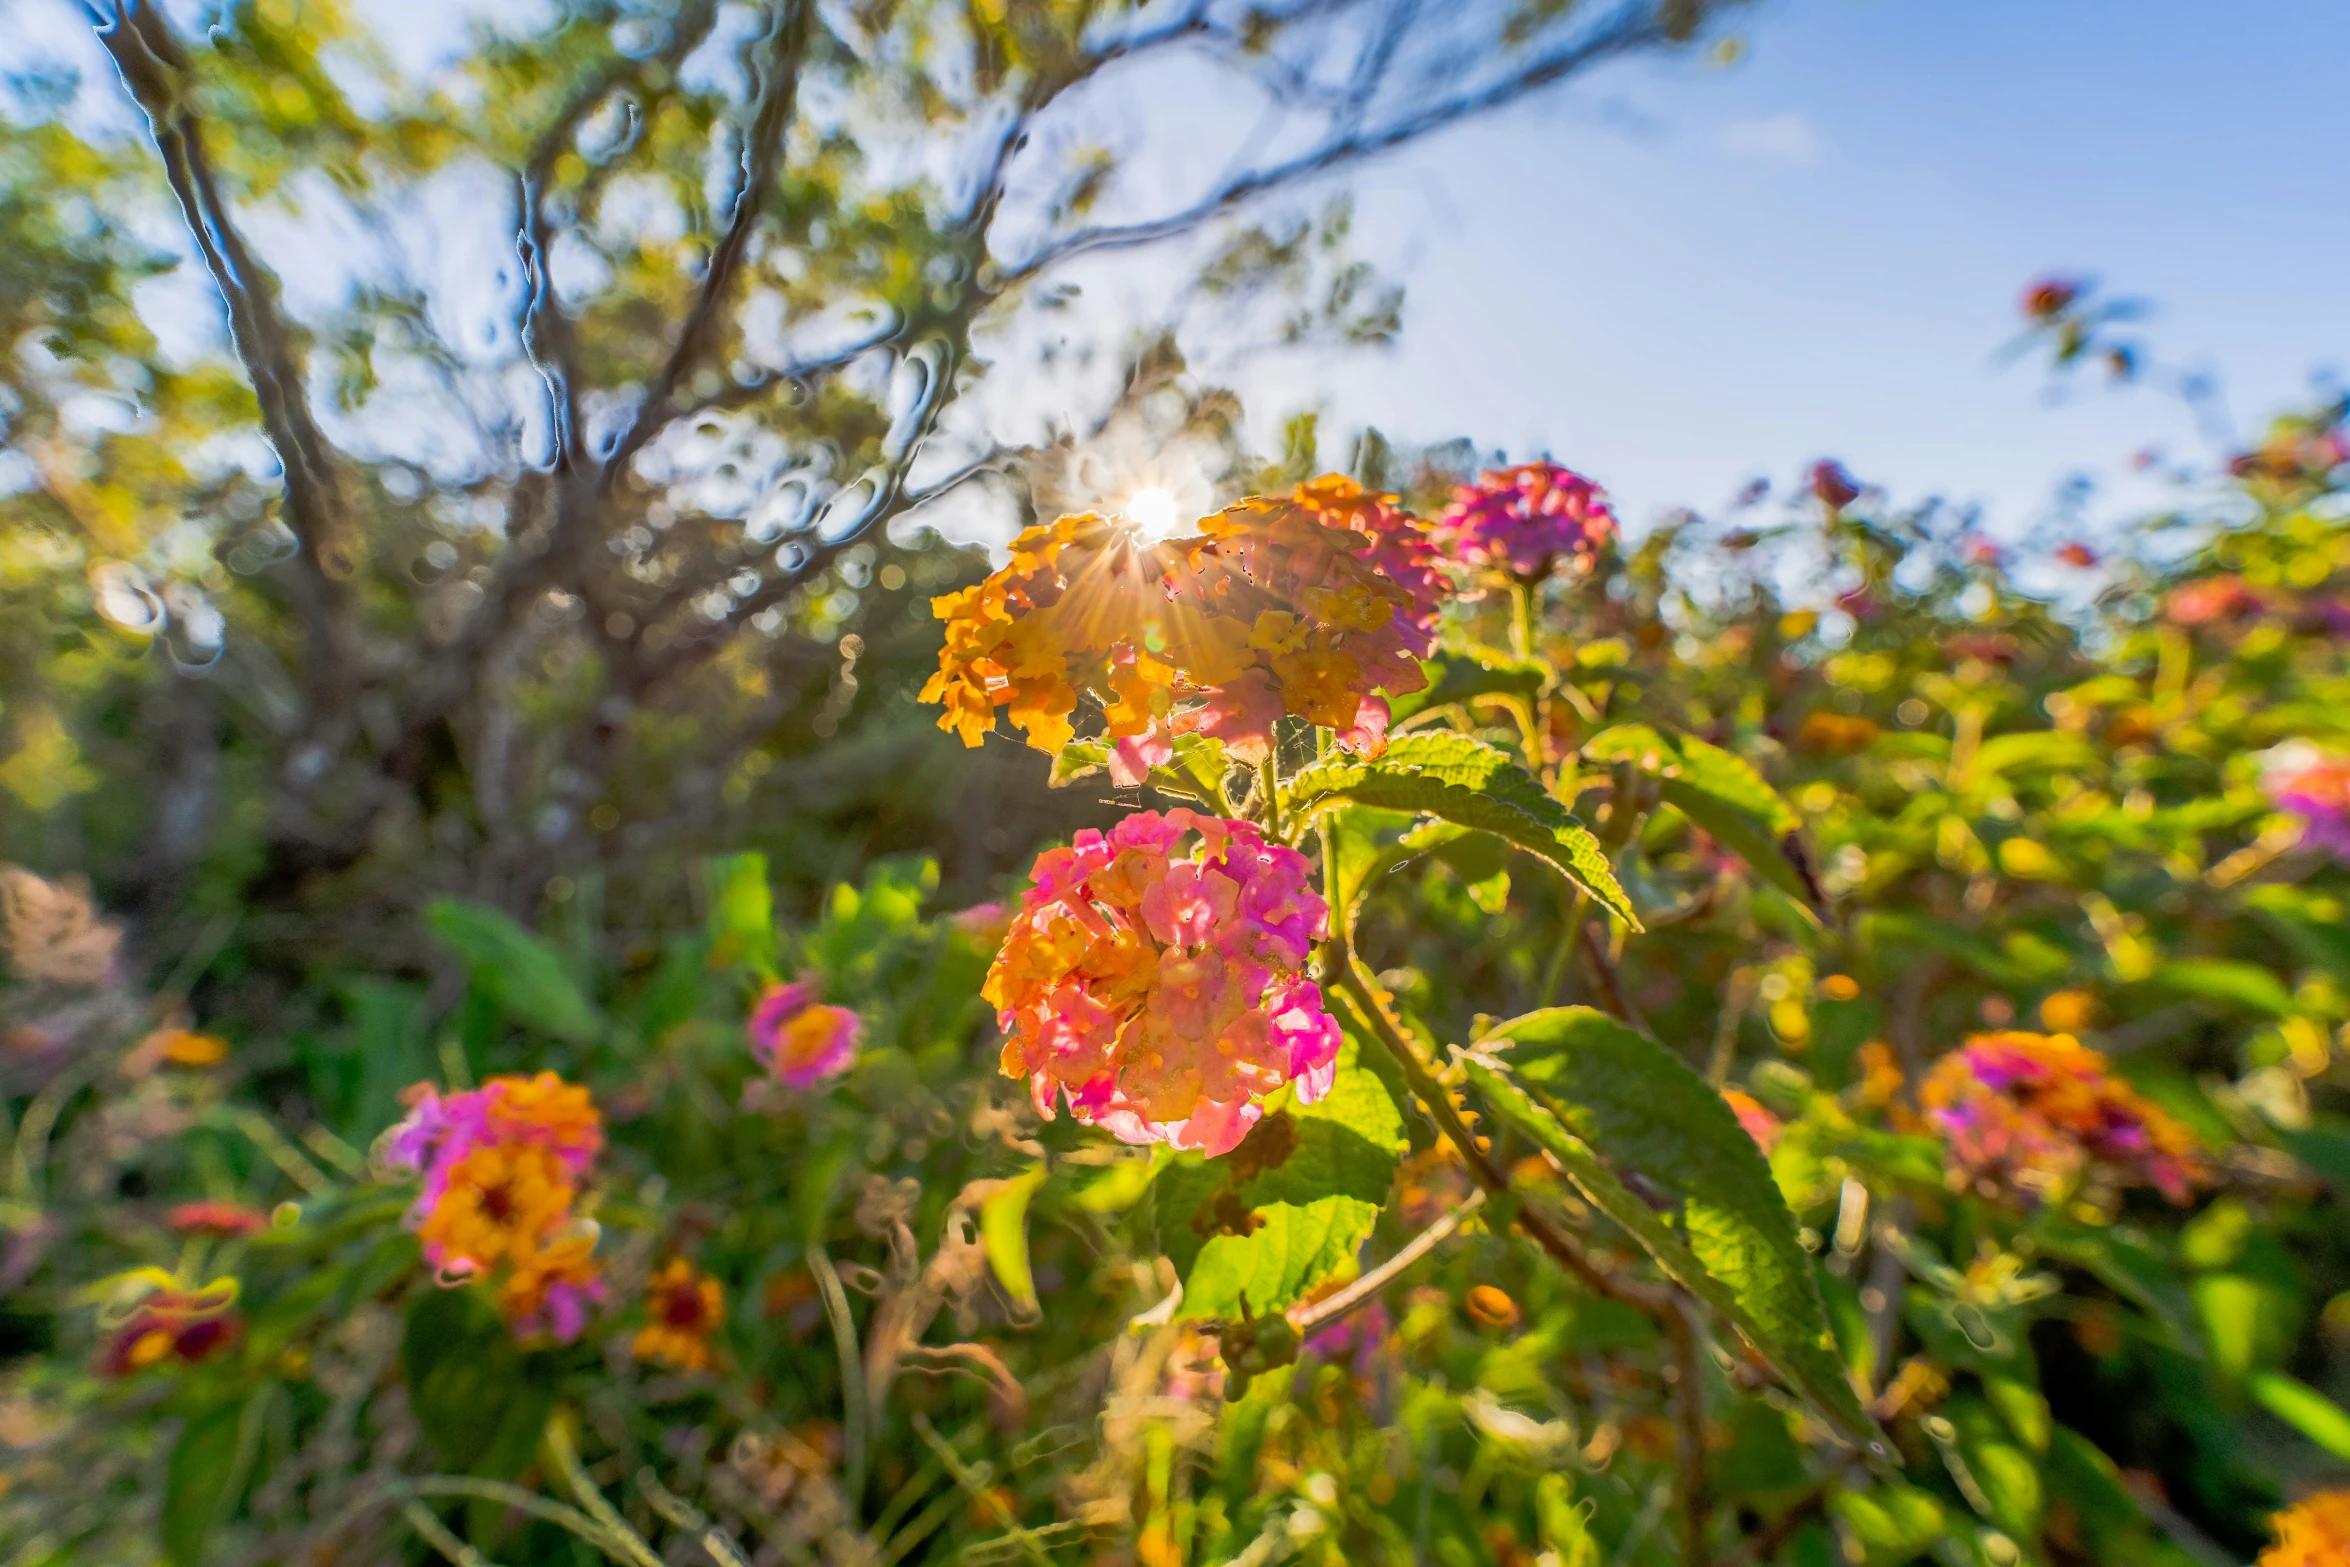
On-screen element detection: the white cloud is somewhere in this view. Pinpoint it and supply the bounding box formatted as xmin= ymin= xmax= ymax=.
xmin=1722 ymin=112 xmax=1825 ymax=166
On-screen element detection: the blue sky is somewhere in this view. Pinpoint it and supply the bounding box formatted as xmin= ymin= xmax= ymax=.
xmin=18 ymin=0 xmax=2346 ymax=549
xmin=1234 ymin=0 xmax=2350 ymax=536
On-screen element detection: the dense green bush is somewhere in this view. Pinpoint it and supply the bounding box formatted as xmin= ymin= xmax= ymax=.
xmin=5 ymin=410 xmax=2350 ymax=1567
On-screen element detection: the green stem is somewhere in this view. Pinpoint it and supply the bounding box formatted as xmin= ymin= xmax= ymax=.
xmin=808 ymin=1246 xmax=870 ymax=1506
xmin=1538 ymin=889 xmax=1590 ymax=1008
xmin=910 ymin=1414 xmax=1054 ymax=1567
xmin=1325 ymin=947 xmax=1668 ymax=1317
xmin=544 ymin=1418 xmax=666 ymax=1567
xmin=402 ymin=1499 xmax=502 ymax=1567
xmin=1258 ymin=753 xmax=1283 ymax=837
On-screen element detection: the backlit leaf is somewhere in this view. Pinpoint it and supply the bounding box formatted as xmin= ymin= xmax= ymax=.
xmin=1289 ymin=732 xmax=1637 ymax=927
xmin=1463 ymin=1007 xmax=1885 ymax=1455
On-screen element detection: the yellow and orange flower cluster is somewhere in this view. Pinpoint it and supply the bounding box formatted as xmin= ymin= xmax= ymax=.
xmin=384 ymin=1072 xmax=606 ymax=1341
xmin=633 ymin=1258 xmax=726 ymax=1372
xmin=2260 ymin=1489 xmax=2350 ymax=1567
xmin=1921 ymin=1032 xmax=2204 ymax=1207
xmin=922 ymin=476 xmax=1441 ymax=782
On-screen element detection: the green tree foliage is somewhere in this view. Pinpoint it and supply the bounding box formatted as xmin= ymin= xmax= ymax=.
xmin=0 ymin=0 xmax=1746 ymax=982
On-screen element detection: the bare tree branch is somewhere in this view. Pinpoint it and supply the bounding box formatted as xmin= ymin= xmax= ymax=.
xmin=602 ymin=0 xmax=816 ymax=487
xmin=88 ymin=0 xmax=352 ymax=676
xmin=995 ymin=0 xmax=1671 ymax=286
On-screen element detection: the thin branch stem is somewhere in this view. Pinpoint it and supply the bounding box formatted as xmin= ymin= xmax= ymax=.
xmin=1664 ymin=1304 xmax=1712 ymax=1567
xmin=1288 ymin=1189 xmax=1485 ymax=1334
xmin=1325 ymin=946 xmax=1671 ymax=1318
xmin=995 ymin=1 xmax=1668 ymax=286
xmin=910 ymin=1415 xmax=1052 ymax=1567
xmin=603 ymin=0 xmax=815 ymax=487
xmin=1578 ymin=920 xmax=1646 ymax=1031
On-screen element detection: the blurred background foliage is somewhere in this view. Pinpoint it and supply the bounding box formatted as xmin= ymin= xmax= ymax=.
xmin=5 ymin=0 xmax=2350 ymax=1564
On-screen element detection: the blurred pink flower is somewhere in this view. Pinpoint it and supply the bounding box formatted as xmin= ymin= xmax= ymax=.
xmin=2263 ymin=743 xmax=2350 ymax=861
xmin=748 ymin=978 xmax=862 ymax=1088
xmin=1922 ymin=1032 xmax=2203 ymax=1206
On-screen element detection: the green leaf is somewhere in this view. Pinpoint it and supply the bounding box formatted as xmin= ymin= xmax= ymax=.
xmin=704 ymin=851 xmax=775 ymax=972
xmin=2026 ymin=1219 xmax=2202 ymax=1352
xmin=163 ymin=1398 xmax=253 ymax=1567
xmin=1582 ymin=723 xmax=1797 ymax=834
xmin=424 ymin=899 xmax=602 ymax=1044
xmin=1972 ymin=730 xmax=2100 ymax=781
xmin=1462 ymin=1008 xmax=1886 ymax=1456
xmin=1181 ymin=1194 xmax=1382 ymax=1321
xmin=2249 ymin=1370 xmax=2350 ymax=1460
xmin=1388 ymin=648 xmax=1548 ymax=723
xmin=1049 ymin=737 xmax=1113 ymax=786
xmin=1582 ymin=723 xmax=1821 ymax=916
xmin=1830 ymin=1482 xmax=1946 ymax=1567
xmin=2148 ymin=958 xmax=2297 ymax=1018
xmin=1289 ymin=732 xmax=1638 ymax=928
xmin=1859 ymin=911 xmax=2056 ymax=989
xmin=1937 ymin=1396 xmax=2042 ymax=1538
xmin=1158 ymin=1039 xmax=1405 ymax=1319
xmin=403 ymin=1287 xmax=553 ymax=1478
xmin=980 ymin=1167 xmax=1048 ymax=1314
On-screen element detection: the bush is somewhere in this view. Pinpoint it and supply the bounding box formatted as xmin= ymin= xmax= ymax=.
xmin=7 ymin=418 xmax=2350 ymax=1566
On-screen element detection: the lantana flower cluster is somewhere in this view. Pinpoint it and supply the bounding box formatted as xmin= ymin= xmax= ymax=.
xmin=985 ymin=808 xmax=1340 ymax=1157
xmin=1920 ymin=1032 xmax=2204 ymax=1206
xmin=2262 ymin=742 xmax=2350 ymax=860
xmin=99 ymin=1281 xmax=241 ymax=1377
xmin=383 ymin=1072 xmax=606 ymax=1341
xmin=748 ymin=977 xmax=862 ymax=1087
xmin=923 ymin=476 xmax=1441 ymax=783
xmin=1438 ymin=462 xmax=1617 ymax=580
xmin=2260 ymin=1489 xmax=2350 ymax=1567
xmin=634 ymin=1258 xmax=726 ymax=1372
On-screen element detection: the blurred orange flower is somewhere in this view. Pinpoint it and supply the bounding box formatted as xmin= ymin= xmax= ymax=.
xmin=634 ymin=1257 xmax=726 ymax=1372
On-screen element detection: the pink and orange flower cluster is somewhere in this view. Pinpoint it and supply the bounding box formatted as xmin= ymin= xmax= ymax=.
xmin=2262 ymin=743 xmax=2350 ymax=861
xmin=985 ymin=808 xmax=1339 ymax=1157
xmin=748 ymin=977 xmax=862 ymax=1088
xmin=383 ymin=1072 xmax=606 ymax=1341
xmin=922 ymin=476 xmax=1440 ymax=783
xmin=1921 ymin=1031 xmax=2203 ymax=1207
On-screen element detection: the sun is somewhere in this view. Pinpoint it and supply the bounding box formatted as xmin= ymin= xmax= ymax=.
xmin=1125 ymin=486 xmax=1181 ymax=540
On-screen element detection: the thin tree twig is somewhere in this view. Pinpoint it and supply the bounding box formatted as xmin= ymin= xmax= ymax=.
xmin=87 ymin=0 xmax=350 ymax=668
xmin=1579 ymin=919 xmax=1648 ymax=1031
xmin=1288 ymin=1189 xmax=1487 ymax=1335
xmin=603 ymin=0 xmax=815 ymax=487
xmin=995 ymin=1 xmax=1670 ymax=285
xmin=1664 ymin=1303 xmax=1712 ymax=1567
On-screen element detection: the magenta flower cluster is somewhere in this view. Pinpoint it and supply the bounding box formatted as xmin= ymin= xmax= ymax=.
xmin=1438 ymin=462 xmax=1618 ymax=579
